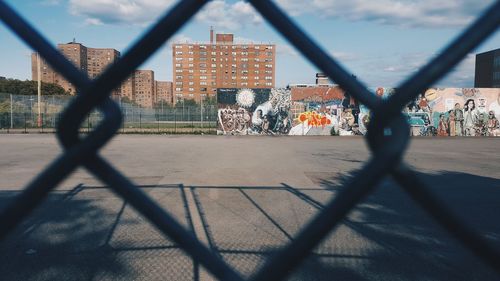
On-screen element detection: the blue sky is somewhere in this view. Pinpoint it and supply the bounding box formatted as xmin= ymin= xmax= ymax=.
xmin=1 ymin=0 xmax=499 ymax=88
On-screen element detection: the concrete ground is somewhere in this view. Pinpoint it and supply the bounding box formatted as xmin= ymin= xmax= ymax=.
xmin=0 ymin=135 xmax=499 ymax=280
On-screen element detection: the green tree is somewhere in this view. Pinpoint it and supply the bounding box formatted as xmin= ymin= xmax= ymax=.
xmin=0 ymin=78 xmax=69 ymax=96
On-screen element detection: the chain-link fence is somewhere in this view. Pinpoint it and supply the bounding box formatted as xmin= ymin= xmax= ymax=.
xmin=0 ymin=1 xmax=499 ymax=281
xmin=0 ymin=93 xmax=217 ymax=134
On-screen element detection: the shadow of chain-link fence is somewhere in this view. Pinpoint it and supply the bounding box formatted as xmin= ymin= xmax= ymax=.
xmin=0 ymin=0 xmax=499 ymax=280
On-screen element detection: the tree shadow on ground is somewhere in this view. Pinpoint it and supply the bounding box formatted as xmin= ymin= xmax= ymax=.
xmin=296 ymin=169 xmax=500 ymax=281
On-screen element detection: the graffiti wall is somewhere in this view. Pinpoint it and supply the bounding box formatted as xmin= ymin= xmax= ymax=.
xmin=408 ymin=88 xmax=500 ymax=136
xmin=217 ymin=88 xmax=292 ymax=135
xmin=217 ymin=87 xmax=500 ymax=136
xmin=361 ymin=87 xmax=500 ymax=137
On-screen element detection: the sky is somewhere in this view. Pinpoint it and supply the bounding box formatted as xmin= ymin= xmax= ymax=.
xmin=0 ymin=0 xmax=499 ymax=88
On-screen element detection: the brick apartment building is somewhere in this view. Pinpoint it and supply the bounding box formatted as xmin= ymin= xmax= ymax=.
xmin=172 ymin=29 xmax=276 ymax=103
xmin=32 ymin=41 xmax=173 ymax=107
xmin=155 ymin=81 xmax=173 ymax=104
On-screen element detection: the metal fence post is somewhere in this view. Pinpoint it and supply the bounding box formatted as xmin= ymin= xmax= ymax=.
xmin=10 ymin=93 xmax=13 ymax=129
xmin=24 ymin=112 xmax=27 ymax=133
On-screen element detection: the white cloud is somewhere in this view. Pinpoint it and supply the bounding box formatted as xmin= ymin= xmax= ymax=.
xmin=69 ymin=0 xmax=262 ymax=29
xmin=69 ymin=0 xmax=176 ymax=25
xmin=195 ymin=0 xmax=262 ymax=30
xmin=331 ymin=51 xmax=359 ymax=62
xmin=41 ymin=0 xmax=61 ymax=5
xmin=275 ymin=0 xmax=493 ymax=28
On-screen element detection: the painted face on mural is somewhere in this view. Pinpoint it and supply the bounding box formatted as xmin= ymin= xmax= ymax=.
xmin=455 ymin=103 xmax=461 ymax=109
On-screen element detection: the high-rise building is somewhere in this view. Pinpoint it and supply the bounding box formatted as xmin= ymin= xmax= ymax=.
xmin=133 ymin=70 xmax=155 ymax=108
xmin=475 ymin=48 xmax=500 ymax=88
xmin=32 ymin=41 xmax=172 ymax=108
xmin=155 ymin=81 xmax=173 ymax=104
xmin=32 ymin=41 xmax=88 ymax=94
xmin=172 ymin=29 xmax=276 ymax=103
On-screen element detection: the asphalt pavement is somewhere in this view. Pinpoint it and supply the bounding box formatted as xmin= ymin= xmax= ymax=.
xmin=0 ymin=135 xmax=499 ymax=280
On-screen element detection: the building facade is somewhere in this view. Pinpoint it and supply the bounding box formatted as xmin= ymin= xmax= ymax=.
xmin=32 ymin=41 xmax=88 ymax=95
xmin=172 ymin=30 xmax=276 ymax=103
xmin=133 ymin=70 xmax=155 ymax=108
xmin=155 ymin=81 xmax=173 ymax=104
xmin=475 ymin=48 xmax=500 ymax=88
xmin=32 ymin=41 xmax=172 ymax=108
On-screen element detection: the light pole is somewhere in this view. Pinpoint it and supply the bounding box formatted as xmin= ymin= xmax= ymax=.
xmin=29 ymin=97 xmax=34 ymax=124
xmin=37 ymin=52 xmax=42 ymax=127
xmin=200 ymin=95 xmax=204 ymax=128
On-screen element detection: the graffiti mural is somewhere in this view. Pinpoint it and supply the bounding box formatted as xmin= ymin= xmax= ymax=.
xmin=362 ymin=87 xmax=500 ymax=137
xmin=217 ymin=88 xmax=292 ymax=135
xmin=218 ymin=87 xmax=500 ymax=136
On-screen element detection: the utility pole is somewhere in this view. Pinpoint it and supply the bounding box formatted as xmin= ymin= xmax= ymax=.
xmin=10 ymin=94 xmax=13 ymax=129
xmin=37 ymin=53 xmax=42 ymax=127
xmin=200 ymin=96 xmax=203 ymax=128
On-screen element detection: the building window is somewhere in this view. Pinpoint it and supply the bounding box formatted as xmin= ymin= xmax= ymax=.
xmin=200 ymin=76 xmax=207 ymax=80
xmin=266 ymin=82 xmax=272 ymax=86
xmin=200 ymin=63 xmax=207 ymax=68
xmin=188 ymin=69 xmax=194 ymax=73
xmin=175 ymin=57 xmax=183 ymax=61
xmin=265 ymin=64 xmax=273 ymax=68
xmin=175 ymin=63 xmax=181 ymax=67
xmin=254 ymin=46 xmax=260 ymax=49
xmin=266 ymin=46 xmax=273 ymax=49
xmin=189 ymin=81 xmax=194 ymax=85
xmin=175 ymin=88 xmax=182 ymax=91
xmin=254 ymin=64 xmax=259 ymax=68
xmin=200 ymin=81 xmax=207 ymax=85
xmin=211 ymin=52 xmax=217 ymax=55
xmin=176 ymin=75 xmax=183 ymax=79
xmin=211 ymin=64 xmax=217 ymax=68
xmin=265 ymin=76 xmax=272 ymax=80
xmin=176 ymin=82 xmax=182 ymax=85
xmin=189 ymin=88 xmax=194 ymax=91
xmin=175 ymin=51 xmax=183 ymax=55
xmin=188 ymin=58 xmax=194 ymax=61
xmin=189 ymin=94 xmax=194 ymax=97
xmin=188 ymin=63 xmax=194 ymax=67
xmin=175 ymin=69 xmax=183 ymax=73
xmin=254 ymin=76 xmax=259 ymax=80
xmin=242 ymin=76 xmax=248 ymax=80
xmin=175 ymin=45 xmax=182 ymax=49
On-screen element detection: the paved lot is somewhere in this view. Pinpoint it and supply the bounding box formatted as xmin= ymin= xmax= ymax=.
xmin=0 ymin=135 xmax=499 ymax=280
